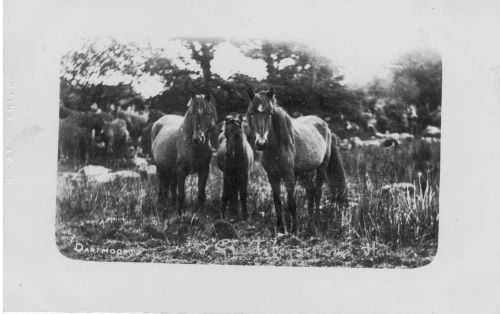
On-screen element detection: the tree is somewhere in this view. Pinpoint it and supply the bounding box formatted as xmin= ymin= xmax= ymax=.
xmin=239 ymin=40 xmax=353 ymax=119
xmin=60 ymin=38 xmax=146 ymax=110
xmin=182 ymin=38 xmax=223 ymax=84
xmin=391 ymin=50 xmax=442 ymax=127
xmin=59 ymin=37 xmax=370 ymax=132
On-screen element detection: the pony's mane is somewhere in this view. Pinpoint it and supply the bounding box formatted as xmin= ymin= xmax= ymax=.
xmin=185 ymin=95 xmax=217 ymax=119
xmin=183 ymin=95 xmax=218 ymax=136
xmin=271 ymin=104 xmax=294 ymax=149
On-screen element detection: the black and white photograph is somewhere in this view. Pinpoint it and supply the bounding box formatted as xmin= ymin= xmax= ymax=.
xmin=56 ymin=35 xmax=441 ymax=267
xmin=4 ymin=0 xmax=500 ymax=312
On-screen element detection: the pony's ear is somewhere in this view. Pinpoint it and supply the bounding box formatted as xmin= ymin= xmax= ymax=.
xmin=248 ymin=87 xmax=255 ymax=100
xmin=267 ymin=88 xmax=274 ymax=99
xmin=238 ymin=114 xmax=243 ymax=123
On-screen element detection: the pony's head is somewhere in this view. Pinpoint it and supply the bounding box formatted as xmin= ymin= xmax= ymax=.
xmin=102 ymin=119 xmax=129 ymax=156
xmin=224 ymin=113 xmax=244 ymax=158
xmin=247 ymin=87 xmax=277 ymax=150
xmin=91 ymin=112 xmax=113 ymax=138
xmin=186 ymin=94 xmax=218 ymax=145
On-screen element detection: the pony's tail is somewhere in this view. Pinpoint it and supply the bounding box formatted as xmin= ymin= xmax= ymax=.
xmin=327 ymin=134 xmax=348 ymax=204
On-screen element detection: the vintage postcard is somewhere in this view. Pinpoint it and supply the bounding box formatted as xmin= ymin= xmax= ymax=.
xmin=4 ymin=0 xmax=500 ymax=313
xmin=56 ymin=36 xmax=441 ymax=267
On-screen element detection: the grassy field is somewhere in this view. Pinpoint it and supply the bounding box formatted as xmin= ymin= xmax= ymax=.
xmin=56 ymin=140 xmax=439 ymax=268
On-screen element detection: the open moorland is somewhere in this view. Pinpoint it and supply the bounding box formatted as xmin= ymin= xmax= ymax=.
xmin=56 ymin=140 xmax=439 ymax=268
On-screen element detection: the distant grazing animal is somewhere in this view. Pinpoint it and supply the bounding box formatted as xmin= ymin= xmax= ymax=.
xmin=102 ymin=118 xmax=130 ymax=158
xmin=216 ymin=113 xmax=254 ymax=220
xmin=58 ymin=118 xmax=91 ymax=166
xmin=90 ymin=112 xmax=114 ymax=143
xmin=247 ymin=88 xmax=347 ymax=233
xmin=59 ymin=105 xmax=113 ymax=134
xmin=151 ymin=94 xmax=218 ymax=215
xmin=116 ymin=108 xmax=149 ymax=149
xmin=58 ymin=105 xmax=113 ymax=161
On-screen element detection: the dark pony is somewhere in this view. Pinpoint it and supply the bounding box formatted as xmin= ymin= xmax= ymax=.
xmin=216 ymin=113 xmax=254 ymax=220
xmin=58 ymin=118 xmax=91 ymax=167
xmin=247 ymin=88 xmax=347 ymax=233
xmin=151 ymin=94 xmax=218 ymax=215
xmin=102 ymin=118 xmax=130 ymax=159
xmin=58 ymin=105 xmax=113 ymax=163
xmin=115 ymin=108 xmax=148 ymax=149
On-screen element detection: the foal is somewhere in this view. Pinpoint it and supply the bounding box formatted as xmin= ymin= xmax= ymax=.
xmin=216 ymin=113 xmax=254 ymax=220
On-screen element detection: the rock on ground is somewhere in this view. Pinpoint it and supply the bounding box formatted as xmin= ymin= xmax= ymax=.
xmin=381 ymin=182 xmax=416 ymax=197
xmin=77 ymin=165 xmax=111 ymax=177
xmin=423 ymin=125 xmax=441 ymax=137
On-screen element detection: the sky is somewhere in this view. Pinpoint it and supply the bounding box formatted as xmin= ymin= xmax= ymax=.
xmin=58 ymin=0 xmax=440 ymax=98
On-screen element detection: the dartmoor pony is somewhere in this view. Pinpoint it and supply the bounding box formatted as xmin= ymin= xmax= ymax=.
xmin=59 ymin=104 xmax=113 ymax=135
xmin=247 ymin=88 xmax=347 ymax=233
xmin=58 ymin=105 xmax=113 ymax=162
xmin=151 ymin=94 xmax=218 ymax=215
xmin=102 ymin=118 xmax=131 ymax=159
xmin=216 ymin=113 xmax=254 ymax=220
xmin=58 ymin=118 xmax=91 ymax=166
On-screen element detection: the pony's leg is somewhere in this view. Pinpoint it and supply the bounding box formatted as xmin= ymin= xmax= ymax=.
xmin=221 ymin=173 xmax=232 ymax=218
xmin=283 ymin=173 xmax=297 ymax=234
xmin=268 ymin=172 xmax=284 ymax=233
xmin=176 ymin=166 xmax=187 ymax=215
xmin=239 ymin=171 xmax=249 ymax=221
xmin=314 ymin=168 xmax=327 ymax=227
xmin=170 ymin=172 xmax=177 ymax=207
xmin=315 ymin=168 xmax=326 ymax=213
xmin=157 ymin=170 xmax=168 ymax=214
xmin=197 ymin=167 xmax=209 ymax=212
xmin=303 ymin=172 xmax=317 ymax=226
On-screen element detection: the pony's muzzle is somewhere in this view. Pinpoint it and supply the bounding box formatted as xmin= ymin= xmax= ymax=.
xmin=192 ymin=134 xmax=205 ymax=145
xmin=255 ymin=138 xmax=268 ymax=150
